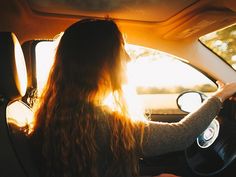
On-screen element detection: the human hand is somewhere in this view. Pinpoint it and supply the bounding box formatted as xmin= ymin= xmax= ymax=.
xmin=213 ymin=81 xmax=236 ymax=102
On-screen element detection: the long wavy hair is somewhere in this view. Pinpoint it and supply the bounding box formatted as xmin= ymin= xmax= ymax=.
xmin=31 ymin=19 xmax=145 ymax=177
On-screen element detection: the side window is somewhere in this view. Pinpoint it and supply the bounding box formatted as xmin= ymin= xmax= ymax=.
xmin=199 ymin=24 xmax=236 ymax=70
xmin=35 ymin=41 xmax=57 ymax=95
xmin=33 ymin=41 xmax=217 ymax=115
xmin=126 ymin=45 xmax=217 ymax=114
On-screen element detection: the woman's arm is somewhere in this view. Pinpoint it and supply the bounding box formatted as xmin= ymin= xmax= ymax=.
xmin=142 ymin=96 xmax=222 ymax=157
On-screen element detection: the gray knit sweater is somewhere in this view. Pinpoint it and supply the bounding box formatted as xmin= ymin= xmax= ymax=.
xmin=142 ymin=96 xmax=222 ymax=157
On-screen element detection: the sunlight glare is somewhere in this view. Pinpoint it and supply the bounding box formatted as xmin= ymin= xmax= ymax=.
xmin=126 ymin=46 xmax=213 ymax=89
xmin=6 ymin=101 xmax=34 ymax=133
xmin=102 ymin=85 xmax=147 ymax=122
xmin=35 ymin=33 xmax=63 ymax=96
xmin=123 ymin=85 xmax=147 ymax=122
xmin=35 ymin=41 xmax=57 ymax=95
xmin=13 ymin=34 xmax=27 ymax=96
xmin=35 ymin=42 xmax=215 ymax=116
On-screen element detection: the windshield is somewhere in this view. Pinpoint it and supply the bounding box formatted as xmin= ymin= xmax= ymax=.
xmin=199 ymin=24 xmax=236 ymax=69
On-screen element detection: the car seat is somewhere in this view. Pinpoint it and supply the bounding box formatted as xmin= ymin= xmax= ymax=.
xmin=0 ymin=32 xmax=39 ymax=177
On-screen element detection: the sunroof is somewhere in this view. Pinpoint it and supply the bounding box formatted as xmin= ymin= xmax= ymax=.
xmin=27 ymin=0 xmax=198 ymax=22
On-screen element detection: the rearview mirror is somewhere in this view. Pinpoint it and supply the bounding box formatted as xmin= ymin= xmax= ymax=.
xmin=177 ymin=91 xmax=207 ymax=113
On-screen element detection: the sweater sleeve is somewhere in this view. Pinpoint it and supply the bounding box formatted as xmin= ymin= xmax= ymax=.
xmin=142 ymin=96 xmax=222 ymax=157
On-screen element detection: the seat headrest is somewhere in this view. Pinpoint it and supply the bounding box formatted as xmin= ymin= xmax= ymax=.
xmin=0 ymin=32 xmax=27 ymax=101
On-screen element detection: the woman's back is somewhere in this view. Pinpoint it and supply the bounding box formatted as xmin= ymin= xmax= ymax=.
xmin=30 ymin=103 xmax=142 ymax=177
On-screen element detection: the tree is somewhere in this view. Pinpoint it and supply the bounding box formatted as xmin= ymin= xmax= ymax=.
xmin=200 ymin=24 xmax=236 ymax=68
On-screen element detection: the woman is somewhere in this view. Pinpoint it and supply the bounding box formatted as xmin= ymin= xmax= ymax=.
xmin=30 ymin=19 xmax=236 ymax=177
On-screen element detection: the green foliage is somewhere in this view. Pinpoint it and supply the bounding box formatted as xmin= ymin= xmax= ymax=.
xmin=200 ymin=24 xmax=236 ymax=68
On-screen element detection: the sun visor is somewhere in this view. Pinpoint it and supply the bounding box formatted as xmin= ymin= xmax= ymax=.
xmin=0 ymin=32 xmax=27 ymax=101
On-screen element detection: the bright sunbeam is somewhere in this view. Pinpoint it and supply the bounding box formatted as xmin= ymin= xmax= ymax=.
xmin=35 ymin=42 xmax=215 ymax=117
xmin=126 ymin=44 xmax=213 ymax=89
xmin=122 ymin=85 xmax=147 ymax=122
xmin=7 ymin=101 xmax=34 ymax=133
xmin=35 ymin=33 xmax=63 ymax=96
xmin=35 ymin=42 xmax=56 ymax=95
xmin=13 ymin=34 xmax=27 ymax=96
xmin=102 ymin=84 xmax=147 ymax=122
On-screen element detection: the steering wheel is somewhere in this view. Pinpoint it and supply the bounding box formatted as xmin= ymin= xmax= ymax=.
xmin=185 ymin=99 xmax=236 ymax=176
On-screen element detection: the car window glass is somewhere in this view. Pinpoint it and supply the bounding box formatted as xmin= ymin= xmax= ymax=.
xmin=199 ymin=24 xmax=236 ymax=70
xmin=35 ymin=41 xmax=217 ymax=114
xmin=35 ymin=41 xmax=57 ymax=95
xmin=126 ymin=44 xmax=217 ymax=114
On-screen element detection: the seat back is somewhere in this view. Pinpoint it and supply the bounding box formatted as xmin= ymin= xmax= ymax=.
xmin=0 ymin=32 xmax=39 ymax=177
xmin=0 ymin=101 xmax=29 ymax=177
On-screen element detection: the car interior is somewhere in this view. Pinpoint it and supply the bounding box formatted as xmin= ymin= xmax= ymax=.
xmin=0 ymin=0 xmax=236 ymax=177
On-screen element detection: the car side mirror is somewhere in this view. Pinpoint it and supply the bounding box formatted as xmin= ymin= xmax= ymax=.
xmin=177 ymin=91 xmax=207 ymax=113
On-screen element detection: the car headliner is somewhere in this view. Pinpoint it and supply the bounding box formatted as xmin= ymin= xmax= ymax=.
xmin=0 ymin=0 xmax=236 ymax=82
xmin=27 ymin=0 xmax=198 ymax=22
